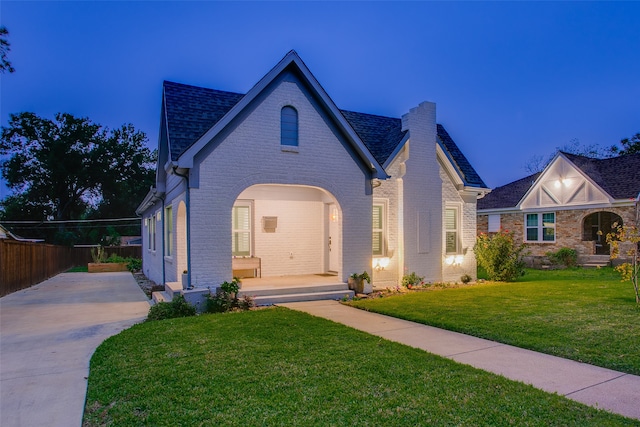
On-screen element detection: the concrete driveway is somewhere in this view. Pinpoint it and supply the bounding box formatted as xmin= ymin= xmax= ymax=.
xmin=0 ymin=272 xmax=150 ymax=427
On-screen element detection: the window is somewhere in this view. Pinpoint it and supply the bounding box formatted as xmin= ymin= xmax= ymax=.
xmin=164 ymin=206 xmax=173 ymax=257
xmin=281 ymin=106 xmax=298 ymax=147
xmin=525 ymin=212 xmax=555 ymax=242
xmin=232 ymin=202 xmax=252 ymax=256
xmin=372 ymin=201 xmax=386 ymax=256
xmin=148 ymin=213 xmax=157 ymax=251
xmin=488 ymin=214 xmax=500 ymax=232
xmin=445 ymin=207 xmax=459 ymax=254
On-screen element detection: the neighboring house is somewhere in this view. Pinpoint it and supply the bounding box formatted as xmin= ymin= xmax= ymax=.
xmin=477 ymin=151 xmax=640 ymax=262
xmin=137 ymin=51 xmax=489 ymax=303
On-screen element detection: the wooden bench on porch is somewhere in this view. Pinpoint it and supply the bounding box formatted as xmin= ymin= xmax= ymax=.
xmin=232 ymin=257 xmax=261 ymax=278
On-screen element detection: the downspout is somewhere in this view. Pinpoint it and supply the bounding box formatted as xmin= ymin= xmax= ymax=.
xmin=173 ymin=166 xmax=192 ymax=289
xmin=161 ymin=197 xmax=166 ymax=287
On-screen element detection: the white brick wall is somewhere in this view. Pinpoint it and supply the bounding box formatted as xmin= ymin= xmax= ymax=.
xmin=140 ymin=204 xmax=164 ymax=285
xmin=440 ymin=167 xmax=478 ymax=282
xmin=187 ymin=79 xmax=372 ymax=288
xmin=401 ymin=102 xmax=443 ymax=283
xmin=372 ymin=153 xmax=404 ymax=288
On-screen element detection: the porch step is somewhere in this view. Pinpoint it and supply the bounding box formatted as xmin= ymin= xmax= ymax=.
xmin=151 ymin=290 xmax=172 ymax=304
xmin=238 ymin=283 xmax=347 ymax=298
xmin=253 ymin=290 xmax=354 ymax=306
xmin=239 ymin=282 xmax=353 ymax=306
xmin=580 ymin=255 xmax=610 ymax=268
xmin=151 ymin=281 xmax=183 ymax=304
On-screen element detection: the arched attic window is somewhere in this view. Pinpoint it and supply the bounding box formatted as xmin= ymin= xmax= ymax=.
xmin=281 ymin=106 xmax=298 ymax=147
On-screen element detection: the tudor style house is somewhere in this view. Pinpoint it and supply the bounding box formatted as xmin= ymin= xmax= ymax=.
xmin=477 ymin=151 xmax=640 ymax=264
xmin=137 ymin=51 xmax=489 ymax=305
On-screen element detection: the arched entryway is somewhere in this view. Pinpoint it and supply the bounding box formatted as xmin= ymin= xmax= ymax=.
xmin=231 ymin=184 xmax=343 ymax=282
xmin=582 ymin=211 xmax=623 ymax=255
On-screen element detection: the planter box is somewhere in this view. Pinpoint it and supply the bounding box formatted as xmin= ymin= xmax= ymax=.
xmin=88 ymin=262 xmax=128 ymax=273
xmin=348 ymin=278 xmax=372 ymax=294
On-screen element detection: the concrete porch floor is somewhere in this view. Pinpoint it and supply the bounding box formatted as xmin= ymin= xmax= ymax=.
xmin=239 ymin=273 xmax=343 ymax=291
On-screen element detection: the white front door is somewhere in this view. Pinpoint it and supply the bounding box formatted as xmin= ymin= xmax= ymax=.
xmin=327 ymin=204 xmax=340 ymax=273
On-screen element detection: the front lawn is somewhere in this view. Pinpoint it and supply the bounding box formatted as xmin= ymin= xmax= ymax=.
xmin=349 ymin=268 xmax=640 ymax=375
xmin=83 ymin=308 xmax=637 ymax=426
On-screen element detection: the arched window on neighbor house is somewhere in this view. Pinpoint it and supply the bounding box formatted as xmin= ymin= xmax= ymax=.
xmin=281 ymin=106 xmax=298 ymax=147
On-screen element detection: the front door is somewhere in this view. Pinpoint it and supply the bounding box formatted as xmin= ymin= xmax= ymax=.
xmin=327 ymin=204 xmax=340 ymax=273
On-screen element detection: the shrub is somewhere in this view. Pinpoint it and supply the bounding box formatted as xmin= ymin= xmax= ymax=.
xmin=401 ymin=272 xmax=424 ymax=289
xmin=125 ymin=257 xmax=142 ymax=272
xmin=474 ymin=231 xmax=527 ymax=282
xmin=460 ymin=274 xmax=472 ymax=284
xmin=106 ymin=253 xmax=127 ymax=263
xmin=546 ymin=247 xmax=578 ymax=267
xmin=147 ymin=295 xmax=196 ymax=321
xmin=205 ymin=278 xmax=255 ymax=313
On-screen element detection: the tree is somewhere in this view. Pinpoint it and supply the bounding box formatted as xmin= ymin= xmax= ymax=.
xmin=0 ymin=26 xmax=15 ymax=73
xmin=606 ymin=223 xmax=640 ymax=305
xmin=0 ymin=112 xmax=155 ymax=244
xmin=609 ymin=132 xmax=640 ymax=156
xmin=524 ymin=138 xmax=609 ymax=174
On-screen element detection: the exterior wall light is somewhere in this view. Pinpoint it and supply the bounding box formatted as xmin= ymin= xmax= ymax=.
xmin=373 ymin=257 xmax=390 ymax=271
xmin=445 ymin=255 xmax=464 ymax=266
xmin=330 ymin=207 xmax=339 ymax=222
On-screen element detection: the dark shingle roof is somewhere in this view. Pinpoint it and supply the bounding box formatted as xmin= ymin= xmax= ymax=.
xmin=163 ymin=81 xmax=244 ymax=161
xmin=478 ymin=152 xmax=640 ymax=210
xmin=562 ymin=152 xmax=640 ymax=200
xmin=339 ymin=110 xmax=406 ymax=166
xmin=437 ymin=125 xmax=488 ymax=188
xmin=162 ymin=81 xmax=486 ymax=189
xmin=477 ymin=173 xmax=541 ymax=210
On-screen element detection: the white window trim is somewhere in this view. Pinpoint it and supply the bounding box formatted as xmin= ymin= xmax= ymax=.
xmin=149 ymin=212 xmax=158 ymax=253
xmin=372 ymin=199 xmax=387 ymax=257
xmin=524 ymin=212 xmax=556 ymax=243
xmin=164 ymin=205 xmax=173 ymax=259
xmin=445 ymin=204 xmax=462 ymax=255
xmin=232 ymin=200 xmax=254 ymax=257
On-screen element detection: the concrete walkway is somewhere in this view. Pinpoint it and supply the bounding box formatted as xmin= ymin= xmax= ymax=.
xmin=0 ymin=272 xmax=150 ymax=427
xmin=280 ymin=300 xmax=640 ymax=421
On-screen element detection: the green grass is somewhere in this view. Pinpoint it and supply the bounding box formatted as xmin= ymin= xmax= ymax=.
xmin=66 ymin=265 xmax=88 ymax=272
xmin=350 ymin=267 xmax=640 ymax=375
xmin=82 ymin=308 xmax=639 ymax=426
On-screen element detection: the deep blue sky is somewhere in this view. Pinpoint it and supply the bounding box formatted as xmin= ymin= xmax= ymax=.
xmin=1 ymin=1 xmax=639 ymax=200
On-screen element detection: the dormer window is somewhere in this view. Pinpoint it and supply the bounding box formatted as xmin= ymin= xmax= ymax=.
xmin=281 ymin=106 xmax=298 ymax=147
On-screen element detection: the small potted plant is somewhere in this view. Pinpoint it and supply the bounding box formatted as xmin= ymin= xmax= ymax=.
xmin=348 ymin=271 xmax=372 ymax=294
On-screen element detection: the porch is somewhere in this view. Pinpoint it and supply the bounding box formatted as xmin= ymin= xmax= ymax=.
xmin=153 ymin=274 xmax=354 ymax=307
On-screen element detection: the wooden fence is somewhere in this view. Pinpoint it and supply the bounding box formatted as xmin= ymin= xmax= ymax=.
xmin=0 ymin=240 xmax=142 ymax=297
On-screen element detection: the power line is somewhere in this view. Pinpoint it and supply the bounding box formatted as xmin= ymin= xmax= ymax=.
xmin=0 ymin=217 xmax=140 ymax=224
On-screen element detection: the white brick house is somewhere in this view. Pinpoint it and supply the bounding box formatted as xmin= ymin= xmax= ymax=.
xmin=137 ymin=51 xmax=489 ymax=303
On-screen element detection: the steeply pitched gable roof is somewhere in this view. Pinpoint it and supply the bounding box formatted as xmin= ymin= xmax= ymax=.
xmin=437 ymin=124 xmax=488 ymax=188
xmin=478 ymin=152 xmax=640 ymax=210
xmin=339 ymin=110 xmax=406 ymax=166
xmin=160 ymin=53 xmax=485 ymax=189
xmin=163 ymin=81 xmax=244 ymax=162
xmin=562 ymin=152 xmax=640 ymax=200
